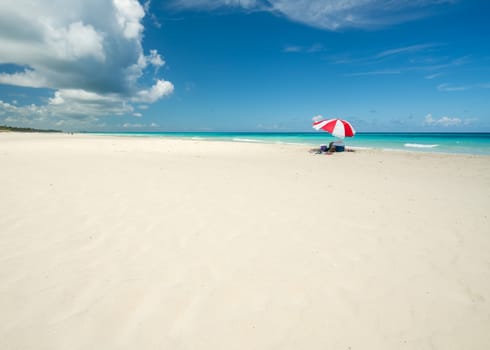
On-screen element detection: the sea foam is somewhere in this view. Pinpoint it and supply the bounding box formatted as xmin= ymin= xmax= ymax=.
xmin=404 ymin=143 xmax=439 ymax=148
xmin=233 ymin=138 xmax=263 ymax=143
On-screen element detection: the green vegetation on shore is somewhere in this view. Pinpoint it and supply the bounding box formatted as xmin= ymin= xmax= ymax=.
xmin=0 ymin=125 xmax=62 ymax=133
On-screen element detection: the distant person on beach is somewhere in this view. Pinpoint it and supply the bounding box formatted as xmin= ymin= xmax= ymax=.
xmin=328 ymin=140 xmax=345 ymax=153
xmin=314 ymin=140 xmax=353 ymax=154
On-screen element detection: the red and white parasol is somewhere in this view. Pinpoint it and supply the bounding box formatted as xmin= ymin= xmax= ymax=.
xmin=312 ymin=118 xmax=356 ymax=139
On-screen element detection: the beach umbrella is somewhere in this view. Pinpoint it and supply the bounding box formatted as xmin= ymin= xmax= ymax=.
xmin=312 ymin=118 xmax=356 ymax=139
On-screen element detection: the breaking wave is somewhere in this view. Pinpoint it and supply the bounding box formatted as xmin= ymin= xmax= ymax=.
xmin=233 ymin=138 xmax=263 ymax=143
xmin=404 ymin=143 xmax=439 ymax=148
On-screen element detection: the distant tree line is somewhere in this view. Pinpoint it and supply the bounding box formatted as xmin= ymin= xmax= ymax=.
xmin=0 ymin=125 xmax=62 ymax=133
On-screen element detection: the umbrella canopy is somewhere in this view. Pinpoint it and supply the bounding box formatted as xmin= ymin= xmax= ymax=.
xmin=312 ymin=118 xmax=356 ymax=139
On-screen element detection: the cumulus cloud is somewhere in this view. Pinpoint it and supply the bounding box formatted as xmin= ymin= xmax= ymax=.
xmin=113 ymin=0 xmax=146 ymax=39
xmin=0 ymin=0 xmax=173 ymax=127
xmin=0 ymin=99 xmax=104 ymax=130
xmin=46 ymin=21 xmax=106 ymax=62
xmin=170 ymin=0 xmax=456 ymax=30
xmin=424 ymin=113 xmax=461 ymax=127
xmin=0 ymin=69 xmax=48 ymax=88
xmin=134 ymin=80 xmax=175 ymax=103
xmin=148 ymin=50 xmax=165 ymax=67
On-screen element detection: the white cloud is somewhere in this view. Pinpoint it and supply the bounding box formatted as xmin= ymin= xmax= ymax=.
xmin=47 ymin=89 xmax=135 ymax=119
xmin=437 ymin=83 xmax=469 ymax=92
xmin=425 ymin=72 xmax=443 ymax=79
xmin=148 ymin=50 xmax=165 ymax=67
xmin=424 ymin=113 xmax=462 ymax=126
xmin=171 ymin=0 xmax=260 ymax=10
xmin=113 ymin=0 xmax=145 ymax=39
xmin=347 ymin=69 xmax=401 ymax=76
xmin=282 ymin=43 xmax=325 ymax=53
xmin=0 ymin=99 xmax=104 ymax=130
xmin=144 ymin=0 xmax=163 ymax=28
xmin=123 ymin=123 xmax=143 ymax=128
xmin=0 ymin=69 xmax=47 ymax=88
xmin=134 ymin=80 xmax=174 ymax=103
xmin=122 ymin=122 xmax=159 ymax=128
xmin=436 ymin=116 xmax=461 ymax=126
xmin=45 ymin=21 xmax=105 ymax=61
xmin=170 ymin=0 xmax=456 ymax=30
xmin=438 ymin=82 xmax=490 ymax=92
xmin=50 ymin=89 xmax=117 ymax=104
xmin=375 ymin=44 xmax=435 ymax=58
xmin=0 ymin=0 xmax=173 ymax=126
xmin=283 ymin=45 xmax=303 ymax=53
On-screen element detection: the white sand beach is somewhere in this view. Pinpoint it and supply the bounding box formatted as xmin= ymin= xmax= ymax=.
xmin=1 ymin=132 xmax=489 ymax=350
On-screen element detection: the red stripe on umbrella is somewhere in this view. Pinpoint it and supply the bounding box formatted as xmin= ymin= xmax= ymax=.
xmin=312 ymin=119 xmax=356 ymax=138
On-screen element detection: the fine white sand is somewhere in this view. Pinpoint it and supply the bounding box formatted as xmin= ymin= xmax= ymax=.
xmin=1 ymin=132 xmax=489 ymax=350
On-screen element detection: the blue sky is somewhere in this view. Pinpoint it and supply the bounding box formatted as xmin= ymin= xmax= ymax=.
xmin=0 ymin=0 xmax=489 ymax=132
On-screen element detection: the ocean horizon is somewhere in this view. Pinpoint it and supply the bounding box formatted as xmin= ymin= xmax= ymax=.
xmin=87 ymin=132 xmax=490 ymax=156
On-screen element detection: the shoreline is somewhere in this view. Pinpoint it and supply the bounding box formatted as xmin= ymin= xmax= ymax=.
xmin=4 ymin=130 xmax=488 ymax=156
xmin=64 ymin=131 xmax=490 ymax=157
xmin=2 ymin=132 xmax=490 ymax=162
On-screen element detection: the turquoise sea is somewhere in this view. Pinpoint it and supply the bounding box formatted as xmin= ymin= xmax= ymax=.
xmin=90 ymin=132 xmax=490 ymax=156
